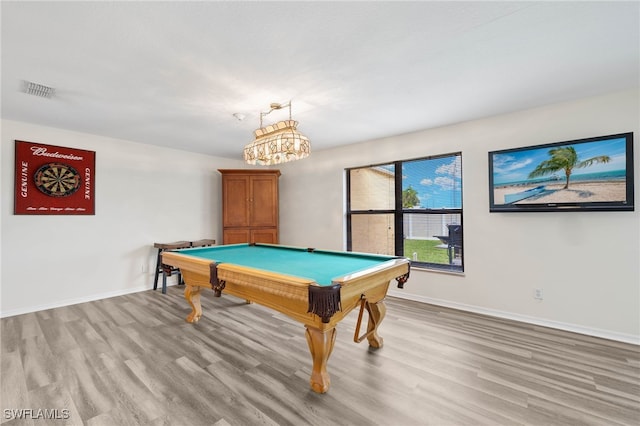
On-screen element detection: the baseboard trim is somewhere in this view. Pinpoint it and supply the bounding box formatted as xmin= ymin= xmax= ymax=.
xmin=3 ymin=285 xmax=638 ymax=345
xmin=387 ymin=290 xmax=640 ymax=345
xmin=0 ymin=284 xmax=156 ymax=318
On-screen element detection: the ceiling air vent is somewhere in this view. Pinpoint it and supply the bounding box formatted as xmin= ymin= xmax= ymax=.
xmin=22 ymin=80 xmax=55 ymax=98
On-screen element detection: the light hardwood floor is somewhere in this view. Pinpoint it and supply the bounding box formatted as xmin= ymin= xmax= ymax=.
xmin=1 ymin=285 xmax=639 ymax=426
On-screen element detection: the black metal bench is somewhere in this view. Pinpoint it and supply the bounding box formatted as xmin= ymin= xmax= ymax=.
xmin=153 ymin=239 xmax=216 ymax=293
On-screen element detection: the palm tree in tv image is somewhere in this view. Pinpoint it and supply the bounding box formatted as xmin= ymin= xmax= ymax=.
xmin=528 ymin=146 xmax=610 ymax=189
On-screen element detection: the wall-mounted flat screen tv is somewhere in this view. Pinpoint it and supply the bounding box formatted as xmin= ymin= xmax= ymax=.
xmin=489 ymin=132 xmax=634 ymax=212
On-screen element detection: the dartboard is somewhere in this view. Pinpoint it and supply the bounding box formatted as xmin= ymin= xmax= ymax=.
xmin=34 ymin=162 xmax=81 ymax=197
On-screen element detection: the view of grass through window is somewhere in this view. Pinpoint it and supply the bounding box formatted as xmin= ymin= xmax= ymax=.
xmin=347 ymin=153 xmax=463 ymax=272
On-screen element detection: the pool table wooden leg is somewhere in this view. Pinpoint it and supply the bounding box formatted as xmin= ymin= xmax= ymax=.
xmin=305 ymin=326 xmax=337 ymax=393
xmin=366 ymin=300 xmax=387 ymax=348
xmin=184 ymin=285 xmax=202 ymax=323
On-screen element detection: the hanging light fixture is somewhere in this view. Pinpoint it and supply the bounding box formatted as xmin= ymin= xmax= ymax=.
xmin=243 ymin=101 xmax=311 ymax=165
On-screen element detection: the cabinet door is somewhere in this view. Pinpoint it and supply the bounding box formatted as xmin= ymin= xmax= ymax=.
xmin=223 ymin=229 xmax=251 ymax=245
xmin=251 ymin=228 xmax=278 ymax=244
xmin=250 ymin=175 xmax=278 ymax=227
xmin=222 ymin=176 xmax=249 ymax=227
xmin=223 ymin=229 xmax=277 ymax=244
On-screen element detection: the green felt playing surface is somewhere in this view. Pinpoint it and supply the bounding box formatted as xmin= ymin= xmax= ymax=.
xmin=178 ymin=244 xmax=396 ymax=286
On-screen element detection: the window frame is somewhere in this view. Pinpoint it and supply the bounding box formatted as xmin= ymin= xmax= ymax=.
xmin=346 ymin=152 xmax=463 ymax=272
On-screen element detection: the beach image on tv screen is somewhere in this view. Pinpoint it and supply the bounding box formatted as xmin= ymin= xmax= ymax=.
xmin=491 ymin=137 xmax=628 ymax=205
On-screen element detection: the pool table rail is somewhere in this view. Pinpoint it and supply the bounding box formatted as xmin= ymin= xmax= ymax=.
xmin=161 ymin=250 xmax=409 ymax=328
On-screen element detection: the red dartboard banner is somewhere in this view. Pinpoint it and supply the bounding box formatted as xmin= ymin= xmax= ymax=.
xmin=14 ymin=140 xmax=96 ymax=215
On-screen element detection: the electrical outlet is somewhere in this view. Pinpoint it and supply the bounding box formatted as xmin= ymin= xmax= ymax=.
xmin=534 ymin=288 xmax=543 ymax=300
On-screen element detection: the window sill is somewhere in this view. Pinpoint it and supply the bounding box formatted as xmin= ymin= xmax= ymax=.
xmin=410 ymin=264 xmax=465 ymax=276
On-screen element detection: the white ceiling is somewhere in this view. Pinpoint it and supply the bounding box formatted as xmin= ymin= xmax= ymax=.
xmin=2 ymin=1 xmax=638 ymax=160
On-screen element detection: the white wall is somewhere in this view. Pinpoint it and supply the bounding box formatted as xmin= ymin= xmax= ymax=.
xmin=2 ymin=90 xmax=638 ymax=343
xmin=1 ymin=119 xmax=243 ymax=316
xmin=278 ymin=89 xmax=640 ymax=344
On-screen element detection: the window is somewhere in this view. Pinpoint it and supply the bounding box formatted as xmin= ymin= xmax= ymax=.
xmin=346 ymin=153 xmax=463 ymax=272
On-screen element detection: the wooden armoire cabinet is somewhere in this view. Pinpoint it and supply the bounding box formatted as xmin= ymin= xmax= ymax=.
xmin=218 ymin=169 xmax=280 ymax=244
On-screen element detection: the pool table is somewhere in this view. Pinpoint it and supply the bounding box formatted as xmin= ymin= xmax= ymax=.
xmin=161 ymin=243 xmax=410 ymax=393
